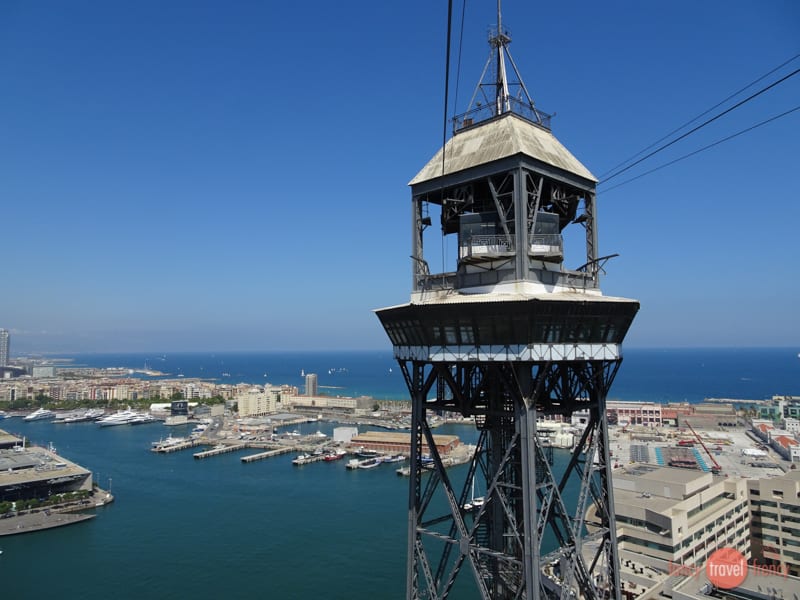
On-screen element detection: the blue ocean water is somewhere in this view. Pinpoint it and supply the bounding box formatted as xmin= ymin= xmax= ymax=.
xmin=56 ymin=346 xmax=800 ymax=403
xmin=0 ymin=347 xmax=797 ymax=598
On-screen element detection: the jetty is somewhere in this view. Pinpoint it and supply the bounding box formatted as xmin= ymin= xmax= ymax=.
xmin=241 ymin=447 xmax=294 ymax=463
xmin=151 ymin=439 xmax=202 ymax=453
xmin=193 ymin=443 xmax=245 ymax=459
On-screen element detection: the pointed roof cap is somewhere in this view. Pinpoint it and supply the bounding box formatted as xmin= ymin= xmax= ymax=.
xmin=409 ymin=112 xmax=597 ymax=187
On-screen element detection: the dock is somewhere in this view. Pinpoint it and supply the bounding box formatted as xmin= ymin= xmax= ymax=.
xmin=241 ymin=447 xmax=294 ymax=463
xmin=193 ymin=443 xmax=245 ymax=459
xmin=291 ymin=453 xmax=328 ymax=466
xmin=0 ymin=511 xmax=96 ymax=537
xmin=151 ymin=439 xmax=202 ymax=453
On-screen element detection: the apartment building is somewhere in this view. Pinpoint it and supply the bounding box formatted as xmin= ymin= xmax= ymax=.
xmin=609 ymin=465 xmax=750 ymax=572
xmin=748 ymin=470 xmax=800 ymax=577
xmin=235 ymin=386 xmax=281 ymax=417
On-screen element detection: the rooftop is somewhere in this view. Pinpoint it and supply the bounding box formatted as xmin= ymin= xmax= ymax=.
xmin=409 ymin=112 xmax=596 ymax=187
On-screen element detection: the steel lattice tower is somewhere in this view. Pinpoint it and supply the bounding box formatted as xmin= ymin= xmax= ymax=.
xmin=376 ymin=12 xmax=638 ymax=600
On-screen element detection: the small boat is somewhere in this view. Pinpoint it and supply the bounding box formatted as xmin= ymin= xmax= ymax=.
xmin=357 ymin=458 xmax=382 ymax=469
xmin=356 ymin=449 xmax=380 ymax=459
xmin=381 ymin=454 xmax=406 ymax=463
xmin=292 ymin=454 xmax=312 ymax=465
xmin=463 ymin=477 xmax=485 ymax=511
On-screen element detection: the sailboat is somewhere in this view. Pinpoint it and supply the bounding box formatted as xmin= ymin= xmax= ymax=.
xmin=463 ymin=476 xmax=485 ymax=511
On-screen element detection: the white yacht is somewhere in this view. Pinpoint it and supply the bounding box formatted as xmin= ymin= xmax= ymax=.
xmin=24 ymin=408 xmax=56 ymax=421
xmin=129 ymin=413 xmax=157 ymax=425
xmin=97 ymin=410 xmax=139 ymax=427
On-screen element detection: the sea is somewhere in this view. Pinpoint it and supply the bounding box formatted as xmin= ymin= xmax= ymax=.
xmin=0 ymin=347 xmax=797 ymax=599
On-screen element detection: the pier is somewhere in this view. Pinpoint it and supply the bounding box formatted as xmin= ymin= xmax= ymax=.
xmin=241 ymin=447 xmax=294 ymax=463
xmin=151 ymin=439 xmax=202 ymax=453
xmin=193 ymin=443 xmax=245 ymax=459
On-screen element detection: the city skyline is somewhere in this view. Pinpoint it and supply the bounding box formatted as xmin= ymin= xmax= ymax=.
xmin=1 ymin=1 xmax=798 ymax=353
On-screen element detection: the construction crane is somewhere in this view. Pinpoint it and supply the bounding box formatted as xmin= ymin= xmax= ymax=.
xmin=685 ymin=421 xmax=722 ymax=474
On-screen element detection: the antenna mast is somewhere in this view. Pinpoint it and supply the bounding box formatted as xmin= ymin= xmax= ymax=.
xmin=458 ymin=0 xmax=546 ymax=130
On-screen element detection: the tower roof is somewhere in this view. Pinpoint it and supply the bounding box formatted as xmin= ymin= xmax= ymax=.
xmin=409 ymin=112 xmax=597 ymax=188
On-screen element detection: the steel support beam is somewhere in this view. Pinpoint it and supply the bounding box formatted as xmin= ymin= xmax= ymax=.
xmin=396 ymin=356 xmax=623 ymax=600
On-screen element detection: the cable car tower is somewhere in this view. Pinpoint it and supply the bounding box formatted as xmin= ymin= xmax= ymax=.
xmin=376 ymin=3 xmax=639 ymax=599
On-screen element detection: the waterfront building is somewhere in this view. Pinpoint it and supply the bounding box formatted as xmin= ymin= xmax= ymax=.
xmin=784 ymin=417 xmax=800 ymax=434
xmin=0 ymin=329 xmax=8 ymax=367
xmin=677 ymin=402 xmax=739 ymax=428
xmin=603 ymin=465 xmax=750 ymax=574
xmin=748 ymin=470 xmax=800 ymax=577
xmin=770 ymin=434 xmax=800 ymax=462
xmin=607 ymin=400 xmax=663 ymax=427
xmin=349 ymin=431 xmax=460 ymax=456
xmin=756 ymin=395 xmax=800 ymax=421
xmin=333 ymin=426 xmax=359 ymax=444
xmin=171 ymin=400 xmax=188 ymax=416
xmin=236 ymin=386 xmax=279 ymax=417
xmin=0 ymin=431 xmax=93 ymax=502
xmin=286 ymin=393 xmax=374 ymax=413
xmin=305 ymin=373 xmax=318 ymax=397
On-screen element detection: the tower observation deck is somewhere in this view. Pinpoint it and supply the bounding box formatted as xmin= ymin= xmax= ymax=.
xmin=376 ymin=11 xmax=638 ymax=600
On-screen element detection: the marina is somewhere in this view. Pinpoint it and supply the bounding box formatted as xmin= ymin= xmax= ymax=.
xmin=0 ymin=348 xmax=797 ymax=600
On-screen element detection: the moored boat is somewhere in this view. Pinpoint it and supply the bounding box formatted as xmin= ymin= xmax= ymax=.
xmin=381 ymin=454 xmax=406 ymax=463
xmin=97 ymin=410 xmax=139 ymax=427
xmin=24 ymin=408 xmax=56 ymax=421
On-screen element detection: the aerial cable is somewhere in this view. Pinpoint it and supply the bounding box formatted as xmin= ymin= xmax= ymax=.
xmin=599 ymin=53 xmax=800 ymax=179
xmin=440 ymin=0 xmax=455 ymax=273
xmin=441 ymin=0 xmax=454 ymax=177
xmin=601 ymin=104 xmax=800 ymax=194
xmin=452 ymin=0 xmax=467 ymax=123
xmin=599 ymin=66 xmax=800 ymax=185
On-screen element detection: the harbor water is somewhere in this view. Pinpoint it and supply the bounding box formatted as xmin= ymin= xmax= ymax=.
xmin=0 ymin=347 xmax=797 ymax=598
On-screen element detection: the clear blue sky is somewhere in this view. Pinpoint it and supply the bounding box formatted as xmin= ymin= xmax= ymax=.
xmin=1 ymin=1 xmax=798 ymax=353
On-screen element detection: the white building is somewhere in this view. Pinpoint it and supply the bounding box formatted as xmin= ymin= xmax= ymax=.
xmin=236 ymin=386 xmax=280 ymax=417
xmin=333 ymin=427 xmax=359 ymax=443
xmin=783 ymin=417 xmax=800 ymax=434
xmin=748 ymin=470 xmax=800 ymax=577
xmin=305 ymin=373 xmax=318 ymax=397
xmin=31 ymin=366 xmax=56 ymax=378
xmin=606 ymin=465 xmax=750 ymax=574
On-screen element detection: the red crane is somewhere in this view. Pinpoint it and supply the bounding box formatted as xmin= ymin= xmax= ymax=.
xmin=685 ymin=420 xmax=722 ymax=473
